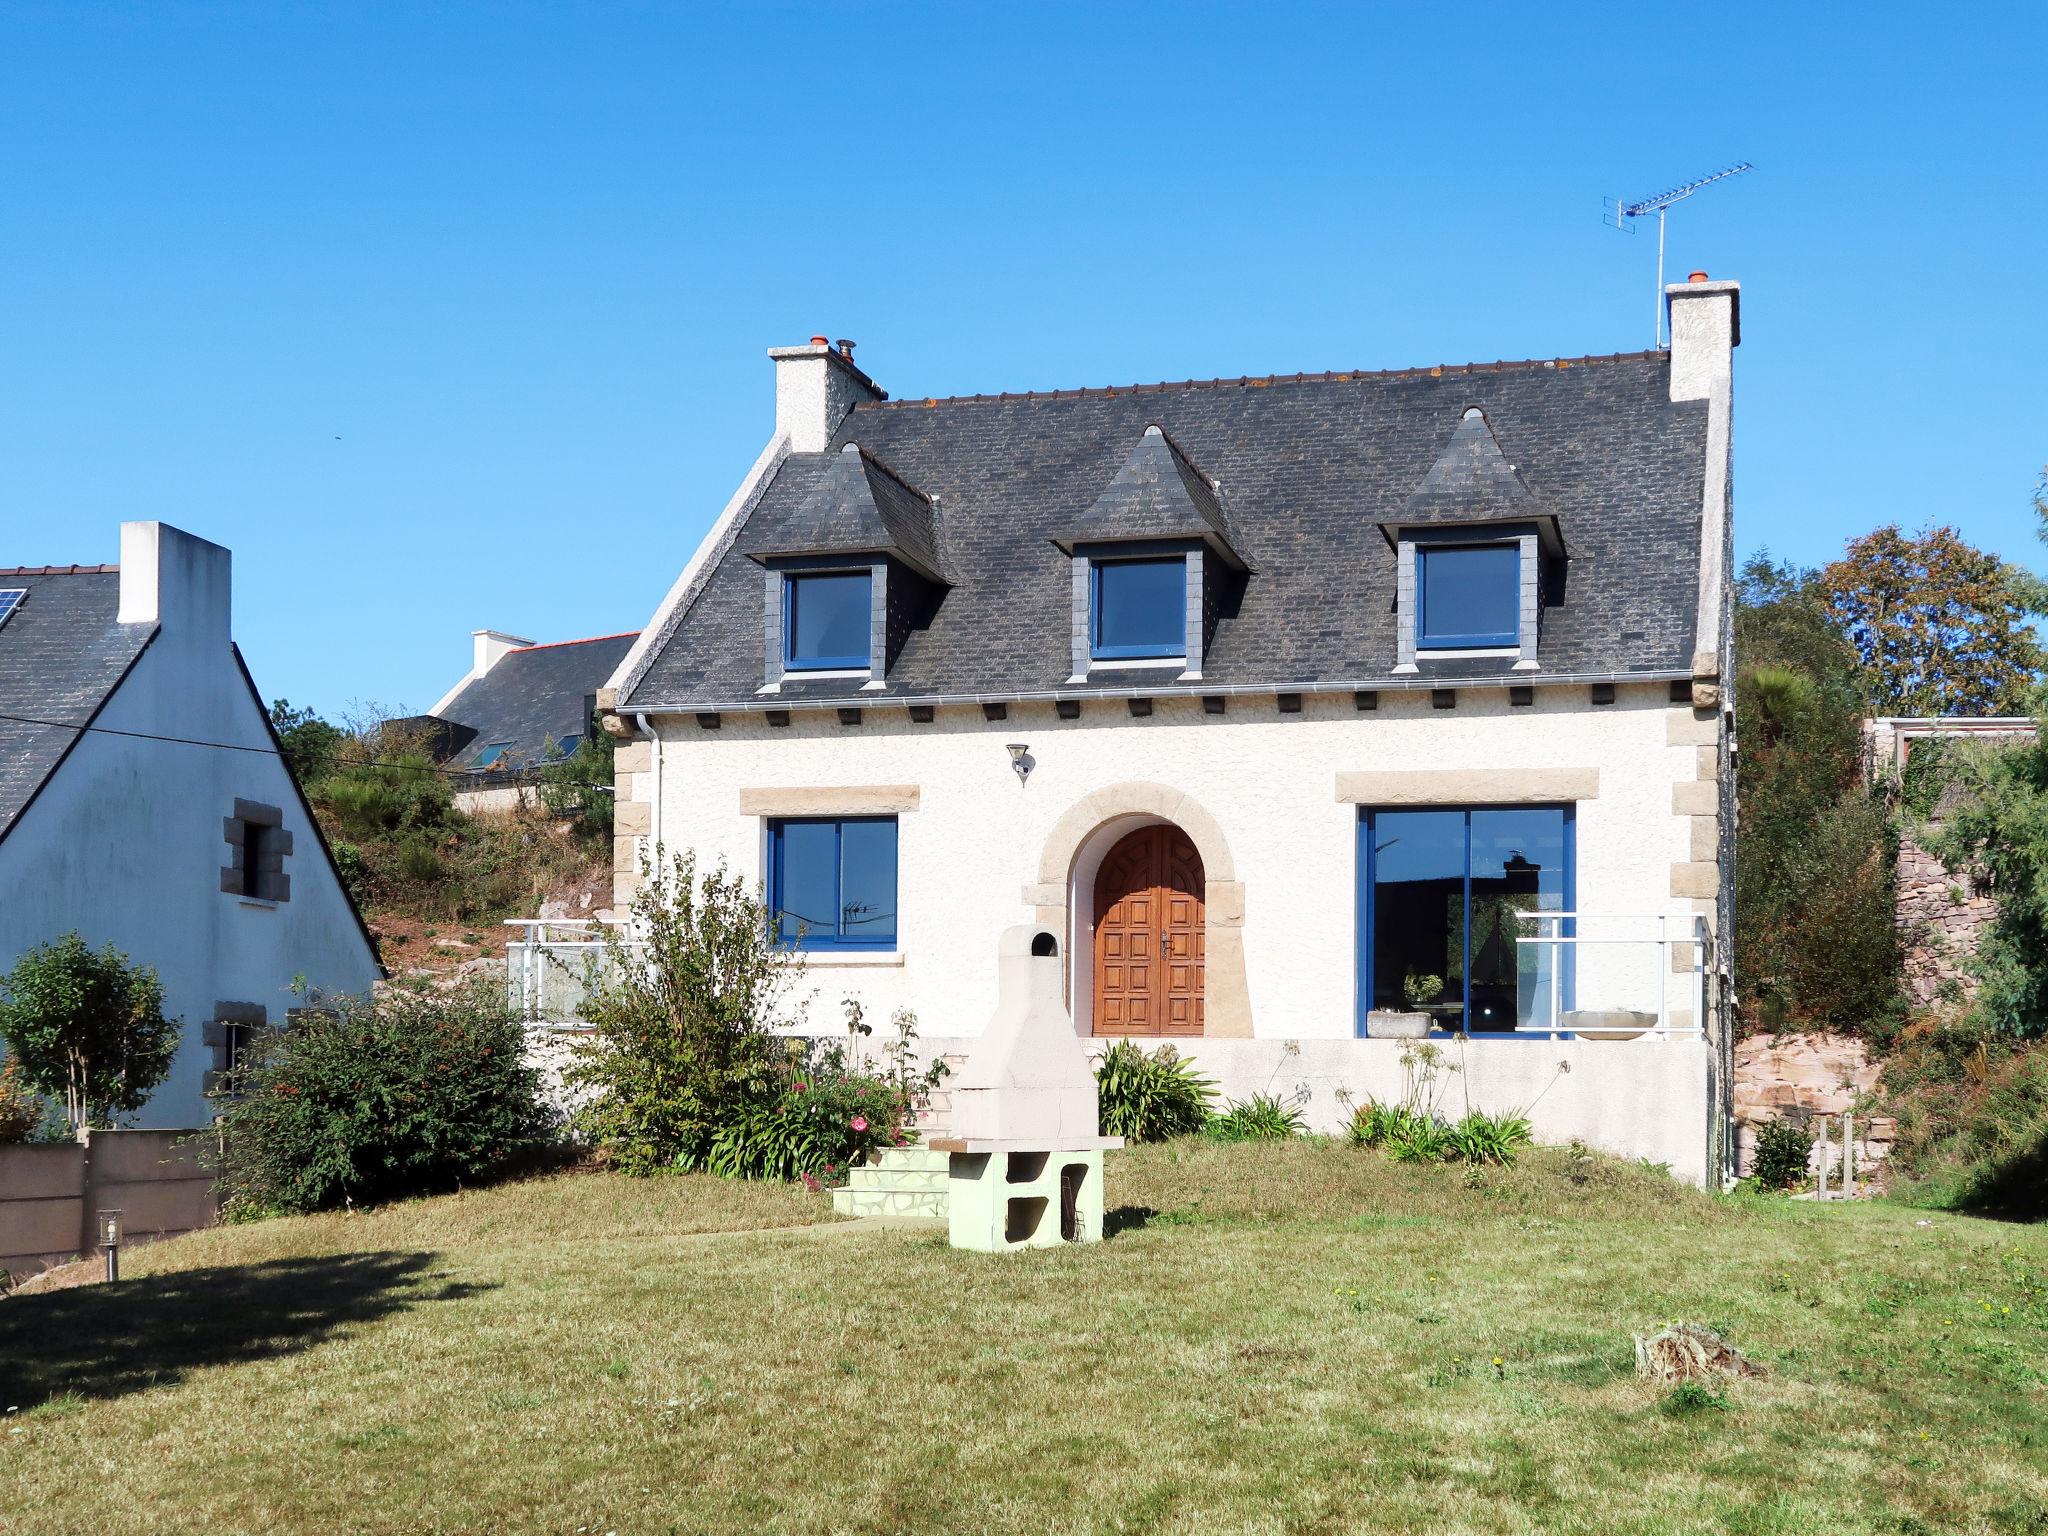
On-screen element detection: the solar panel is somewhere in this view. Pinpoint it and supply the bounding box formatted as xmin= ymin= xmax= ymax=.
xmin=0 ymin=590 xmax=24 ymax=630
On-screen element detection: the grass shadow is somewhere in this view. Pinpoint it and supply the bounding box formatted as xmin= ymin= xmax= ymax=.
xmin=1104 ymin=1205 xmax=1158 ymax=1238
xmin=0 ymin=1251 xmax=487 ymax=1408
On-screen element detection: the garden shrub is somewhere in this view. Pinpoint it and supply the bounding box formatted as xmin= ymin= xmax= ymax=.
xmin=212 ymin=978 xmax=554 ymax=1214
xmin=538 ymin=717 xmax=617 ymax=840
xmin=1749 ymin=1119 xmax=1814 ymax=1191
xmin=570 ymin=853 xmax=800 ymax=1175
xmin=1095 ymin=1040 xmax=1217 ymax=1142
xmin=1207 ymin=1093 xmax=1305 ymax=1143
xmin=1883 ymin=1024 xmax=2048 ymax=1218
xmin=0 ymin=1059 xmax=49 ymax=1143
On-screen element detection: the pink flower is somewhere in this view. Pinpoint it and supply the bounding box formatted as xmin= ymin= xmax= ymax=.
xmin=793 ymin=1081 xmax=807 ymax=1093
xmin=850 ymin=1115 xmax=869 ymax=1133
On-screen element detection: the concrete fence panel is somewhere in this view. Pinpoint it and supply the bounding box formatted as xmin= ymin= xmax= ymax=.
xmin=0 ymin=1130 xmax=217 ymax=1282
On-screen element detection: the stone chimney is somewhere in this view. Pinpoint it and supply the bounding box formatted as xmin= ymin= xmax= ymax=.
xmin=471 ymin=628 xmax=532 ymax=677
xmin=1666 ymin=272 xmax=1740 ymax=403
xmin=767 ymin=335 xmax=886 ymax=453
xmin=118 ymin=521 xmax=231 ymax=649
xmin=948 ymin=926 xmax=1108 ymax=1146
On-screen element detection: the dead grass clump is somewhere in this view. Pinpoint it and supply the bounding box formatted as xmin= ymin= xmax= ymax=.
xmin=1634 ymin=1322 xmax=1766 ymax=1382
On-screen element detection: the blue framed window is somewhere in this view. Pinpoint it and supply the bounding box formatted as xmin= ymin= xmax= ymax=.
xmin=1091 ymin=556 xmax=1186 ymax=660
xmin=470 ymin=741 xmax=513 ymax=771
xmin=1417 ymin=543 xmax=1519 ymax=649
xmin=784 ymin=570 xmax=873 ymax=670
xmin=768 ymin=816 xmax=898 ymax=950
xmin=1355 ymin=806 xmax=1573 ymax=1036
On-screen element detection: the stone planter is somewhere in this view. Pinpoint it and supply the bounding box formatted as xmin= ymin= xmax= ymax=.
xmin=1365 ymin=1010 xmax=1432 ymax=1040
xmin=1564 ymin=1009 xmax=1658 ymax=1041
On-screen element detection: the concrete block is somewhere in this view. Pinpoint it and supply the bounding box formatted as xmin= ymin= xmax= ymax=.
xmin=1671 ymin=780 xmax=1718 ymax=815
xmin=1666 ymin=709 xmax=1720 ymax=746
xmin=1670 ymin=861 xmax=1719 ymax=899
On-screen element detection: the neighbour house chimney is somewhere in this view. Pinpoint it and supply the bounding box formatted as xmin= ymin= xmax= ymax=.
xmin=767 ymin=334 xmax=886 ymax=453
xmin=117 ymin=521 xmax=231 ymax=649
xmin=472 ymin=628 xmax=532 ymax=678
xmin=1666 ymin=271 xmax=1741 ymax=403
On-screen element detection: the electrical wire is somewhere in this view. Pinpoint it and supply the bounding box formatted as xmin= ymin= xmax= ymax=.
xmin=0 ymin=709 xmax=615 ymax=791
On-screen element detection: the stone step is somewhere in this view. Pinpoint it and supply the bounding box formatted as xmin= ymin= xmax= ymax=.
xmin=831 ymin=1186 xmax=947 ymax=1219
xmin=871 ymin=1145 xmax=950 ymax=1173
xmin=848 ymin=1165 xmax=948 ymax=1194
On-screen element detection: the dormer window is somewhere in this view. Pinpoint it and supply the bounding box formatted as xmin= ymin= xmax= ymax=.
xmin=1091 ymin=555 xmax=1187 ymax=661
xmin=783 ymin=570 xmax=873 ymax=671
xmin=1416 ymin=543 xmax=1520 ymax=650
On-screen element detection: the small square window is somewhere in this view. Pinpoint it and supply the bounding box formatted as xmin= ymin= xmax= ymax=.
xmin=784 ymin=571 xmax=873 ymax=670
xmin=1417 ymin=544 xmax=1519 ymax=650
xmin=1091 ymin=557 xmax=1186 ymax=660
xmin=551 ymin=735 xmax=582 ymax=759
xmin=768 ymin=816 xmax=897 ymax=950
xmin=471 ymin=741 xmax=514 ymax=771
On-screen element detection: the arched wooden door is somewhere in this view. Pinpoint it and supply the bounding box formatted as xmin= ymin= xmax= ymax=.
xmin=1093 ymin=824 xmax=1205 ymax=1035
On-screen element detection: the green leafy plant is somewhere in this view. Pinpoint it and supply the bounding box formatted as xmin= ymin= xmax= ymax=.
xmin=1385 ymin=1115 xmax=1455 ymax=1163
xmin=0 ymin=933 xmax=180 ymax=1136
xmin=569 ymin=852 xmax=802 ymax=1175
xmin=269 ymin=698 xmax=346 ymax=785
xmin=1348 ymin=1099 xmax=1428 ymax=1149
xmin=1444 ymin=1110 xmax=1533 ymax=1167
xmin=1750 ymin=1118 xmax=1815 ymax=1191
xmin=1207 ymin=1093 xmax=1305 ymax=1143
xmin=0 ymin=1058 xmax=51 ymax=1144
xmin=315 ymin=752 xmax=454 ymax=841
xmin=210 ymin=977 xmax=554 ymax=1214
xmin=1095 ymin=1040 xmax=1217 ymax=1142
xmin=1662 ymin=1381 xmax=1731 ymax=1416
xmin=1401 ymin=972 xmax=1444 ymax=1008
xmin=538 ymin=715 xmax=617 ymax=840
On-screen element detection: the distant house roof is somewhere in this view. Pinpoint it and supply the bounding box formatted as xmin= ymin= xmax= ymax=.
xmin=434 ymin=632 xmax=638 ymax=776
xmin=0 ymin=568 xmax=157 ymax=839
xmin=622 ymin=350 xmax=1709 ymax=710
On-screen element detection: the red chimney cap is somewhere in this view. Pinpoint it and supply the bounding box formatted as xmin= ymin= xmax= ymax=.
xmin=808 ymin=334 xmax=829 ymax=346
xmin=1688 ymin=270 xmax=1710 ymax=283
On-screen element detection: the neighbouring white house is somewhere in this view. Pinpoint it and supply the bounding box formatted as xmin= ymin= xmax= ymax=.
xmin=405 ymin=627 xmax=638 ymax=813
xmin=0 ymin=522 xmax=381 ymax=1128
xmin=571 ymin=279 xmax=1739 ymax=1184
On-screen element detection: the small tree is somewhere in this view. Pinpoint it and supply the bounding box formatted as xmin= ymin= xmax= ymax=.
xmin=537 ymin=713 xmax=617 ymax=839
xmin=268 ymin=698 xmax=346 ymax=785
xmin=0 ymin=934 xmax=180 ymax=1137
xmin=568 ymin=851 xmax=802 ymax=1174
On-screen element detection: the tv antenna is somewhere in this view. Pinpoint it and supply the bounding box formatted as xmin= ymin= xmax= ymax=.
xmin=1604 ymin=162 xmax=1752 ymax=349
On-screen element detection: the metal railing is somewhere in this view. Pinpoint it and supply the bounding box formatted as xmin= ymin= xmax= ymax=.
xmin=504 ymin=918 xmax=632 ymax=1027
xmin=1512 ymin=911 xmax=1710 ymax=1039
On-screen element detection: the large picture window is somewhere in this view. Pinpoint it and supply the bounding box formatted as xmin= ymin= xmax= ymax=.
xmin=1416 ymin=543 xmax=1519 ymax=649
xmin=768 ymin=816 xmax=898 ymax=950
xmin=1090 ymin=556 xmax=1186 ymax=660
xmin=1356 ymin=806 xmax=1571 ymax=1035
xmin=783 ymin=570 xmax=872 ymax=671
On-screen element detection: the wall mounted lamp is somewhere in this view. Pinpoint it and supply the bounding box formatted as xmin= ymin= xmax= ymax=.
xmin=1006 ymin=743 xmax=1033 ymax=783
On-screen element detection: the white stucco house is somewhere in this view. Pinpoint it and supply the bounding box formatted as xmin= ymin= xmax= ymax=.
xmin=0 ymin=522 xmax=381 ymax=1128
xmin=591 ymin=279 xmax=1740 ymax=1185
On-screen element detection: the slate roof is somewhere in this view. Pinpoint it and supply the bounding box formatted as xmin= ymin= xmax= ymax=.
xmin=1388 ymin=407 xmax=1562 ymax=554
xmin=742 ymin=443 xmax=944 ymax=583
xmin=1058 ymin=426 xmax=1251 ymax=569
xmin=0 ymin=569 xmax=156 ymax=839
xmin=623 ymin=350 xmax=1709 ymax=709
xmin=437 ymin=633 xmax=638 ymax=774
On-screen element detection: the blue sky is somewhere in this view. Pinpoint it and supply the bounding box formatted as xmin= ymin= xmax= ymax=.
xmin=5 ymin=3 xmax=2044 ymax=718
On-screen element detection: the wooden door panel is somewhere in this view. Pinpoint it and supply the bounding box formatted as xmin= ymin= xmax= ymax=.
xmin=1093 ymin=824 xmax=1206 ymax=1037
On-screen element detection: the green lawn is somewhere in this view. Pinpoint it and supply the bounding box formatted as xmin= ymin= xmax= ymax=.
xmin=3 ymin=1142 xmax=2045 ymax=1535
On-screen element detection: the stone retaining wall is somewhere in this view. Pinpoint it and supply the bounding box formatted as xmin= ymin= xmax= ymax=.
xmin=1897 ymin=837 xmax=1994 ymax=1010
xmin=1731 ymin=1031 xmax=1893 ymax=1179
